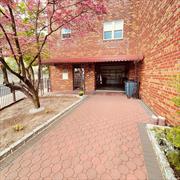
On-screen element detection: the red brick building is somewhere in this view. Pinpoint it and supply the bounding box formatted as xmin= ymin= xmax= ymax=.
xmin=44 ymin=0 xmax=179 ymax=125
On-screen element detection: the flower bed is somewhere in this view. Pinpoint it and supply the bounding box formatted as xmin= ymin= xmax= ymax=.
xmin=147 ymin=124 xmax=180 ymax=180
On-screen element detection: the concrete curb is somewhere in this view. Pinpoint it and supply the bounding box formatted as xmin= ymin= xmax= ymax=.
xmin=138 ymin=99 xmax=156 ymax=117
xmin=0 ymin=95 xmax=87 ymax=161
xmin=138 ymin=123 xmax=164 ymax=180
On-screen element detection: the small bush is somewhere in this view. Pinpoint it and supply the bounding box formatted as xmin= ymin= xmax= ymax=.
xmin=167 ymin=151 xmax=180 ymax=171
xmin=79 ymin=90 xmax=84 ymax=96
xmin=166 ymin=126 xmax=180 ymax=148
xmin=152 ymin=126 xmax=180 ymax=173
xmin=13 ymin=124 xmax=25 ymax=132
xmin=45 ymin=109 xmax=50 ymax=113
xmin=172 ymin=96 xmax=180 ymax=107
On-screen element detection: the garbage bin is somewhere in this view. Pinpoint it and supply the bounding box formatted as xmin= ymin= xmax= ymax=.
xmin=125 ymin=81 xmax=138 ymax=98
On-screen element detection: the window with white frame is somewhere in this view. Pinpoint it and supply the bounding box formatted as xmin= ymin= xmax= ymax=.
xmin=103 ymin=20 xmax=124 ymax=40
xmin=61 ymin=28 xmax=71 ymax=39
xmin=62 ymin=68 xmax=68 ymax=80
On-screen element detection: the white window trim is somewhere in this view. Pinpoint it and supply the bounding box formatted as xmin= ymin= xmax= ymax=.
xmin=103 ymin=20 xmax=124 ymax=41
xmin=61 ymin=28 xmax=71 ymax=40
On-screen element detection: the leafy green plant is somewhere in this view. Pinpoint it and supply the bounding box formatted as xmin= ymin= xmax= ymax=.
xmin=79 ymin=90 xmax=84 ymax=96
xmin=172 ymin=96 xmax=180 ymax=107
xmin=152 ymin=127 xmax=164 ymax=137
xmin=166 ymin=126 xmax=180 ymax=148
xmin=167 ymin=151 xmax=180 ymax=171
xmin=152 ymin=126 xmax=180 ymax=174
xmin=165 ymin=127 xmax=180 ymax=171
xmin=45 ymin=110 xmax=50 ymax=113
xmin=171 ymin=74 xmax=180 ymax=115
xmin=13 ymin=124 xmax=25 ymax=132
xmin=45 ymin=108 xmax=52 ymax=114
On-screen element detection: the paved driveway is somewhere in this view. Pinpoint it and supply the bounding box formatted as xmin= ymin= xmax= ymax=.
xmin=0 ymin=94 xmax=150 ymax=180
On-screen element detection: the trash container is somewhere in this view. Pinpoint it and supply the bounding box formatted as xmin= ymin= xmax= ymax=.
xmin=125 ymin=81 xmax=138 ymax=98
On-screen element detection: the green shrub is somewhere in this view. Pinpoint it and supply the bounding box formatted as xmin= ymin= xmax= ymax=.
xmin=172 ymin=96 xmax=180 ymax=107
xmin=152 ymin=126 xmax=180 ymax=172
xmin=167 ymin=151 xmax=180 ymax=171
xmin=152 ymin=127 xmax=165 ymax=142
xmin=165 ymin=126 xmax=180 ymax=171
xmin=13 ymin=124 xmax=25 ymax=132
xmin=166 ymin=126 xmax=180 ymax=148
xmin=79 ymin=90 xmax=84 ymax=96
xmin=171 ymin=74 xmax=180 ymax=115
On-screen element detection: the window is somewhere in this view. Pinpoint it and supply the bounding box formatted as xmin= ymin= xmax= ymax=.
xmin=61 ymin=28 xmax=71 ymax=39
xmin=103 ymin=20 xmax=124 ymax=40
xmin=62 ymin=69 xmax=68 ymax=80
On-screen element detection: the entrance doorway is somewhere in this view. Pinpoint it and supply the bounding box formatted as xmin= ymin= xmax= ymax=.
xmin=73 ymin=65 xmax=85 ymax=90
xmin=95 ymin=63 xmax=127 ymax=91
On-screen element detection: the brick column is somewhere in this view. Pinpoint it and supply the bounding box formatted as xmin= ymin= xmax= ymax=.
xmin=84 ymin=64 xmax=95 ymax=93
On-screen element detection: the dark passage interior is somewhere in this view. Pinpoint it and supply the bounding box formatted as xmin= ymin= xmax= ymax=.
xmin=73 ymin=65 xmax=85 ymax=90
xmin=95 ymin=63 xmax=128 ymax=91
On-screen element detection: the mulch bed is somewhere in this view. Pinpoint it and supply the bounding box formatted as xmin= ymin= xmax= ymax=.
xmin=0 ymin=95 xmax=79 ymax=152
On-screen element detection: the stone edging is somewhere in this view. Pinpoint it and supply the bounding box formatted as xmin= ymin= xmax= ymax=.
xmin=0 ymin=95 xmax=87 ymax=161
xmin=146 ymin=124 xmax=177 ymax=180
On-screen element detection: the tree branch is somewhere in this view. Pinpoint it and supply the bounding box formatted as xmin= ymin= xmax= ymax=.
xmin=0 ymin=48 xmax=9 ymax=84
xmin=0 ymin=55 xmax=23 ymax=81
xmin=0 ymin=48 xmax=33 ymax=99
xmin=0 ymin=23 xmax=18 ymax=63
xmin=7 ymin=5 xmax=26 ymax=77
xmin=28 ymin=10 xmax=87 ymax=69
xmin=0 ymin=8 xmax=9 ymax=19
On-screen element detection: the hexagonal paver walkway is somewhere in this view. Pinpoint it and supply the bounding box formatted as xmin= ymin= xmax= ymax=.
xmin=0 ymin=94 xmax=150 ymax=180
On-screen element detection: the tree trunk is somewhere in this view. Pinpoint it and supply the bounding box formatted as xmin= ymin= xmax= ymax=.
xmin=32 ymin=91 xmax=40 ymax=109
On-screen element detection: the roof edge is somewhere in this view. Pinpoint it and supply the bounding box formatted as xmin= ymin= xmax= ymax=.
xmin=42 ymin=55 xmax=144 ymax=65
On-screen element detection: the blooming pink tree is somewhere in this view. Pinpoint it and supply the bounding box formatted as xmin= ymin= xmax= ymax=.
xmin=0 ymin=0 xmax=106 ymax=108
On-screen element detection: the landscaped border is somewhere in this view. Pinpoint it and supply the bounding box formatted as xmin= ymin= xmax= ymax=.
xmin=0 ymin=94 xmax=87 ymax=161
xmin=146 ymin=124 xmax=177 ymax=180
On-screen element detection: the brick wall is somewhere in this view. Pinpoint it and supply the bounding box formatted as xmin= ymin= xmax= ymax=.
xmin=127 ymin=62 xmax=139 ymax=81
xmin=50 ymin=63 xmax=95 ymax=93
xmin=49 ymin=0 xmax=179 ymax=125
xmin=50 ymin=64 xmax=73 ymax=93
xmin=50 ymin=0 xmax=139 ymax=59
xmin=137 ymin=0 xmax=179 ymax=125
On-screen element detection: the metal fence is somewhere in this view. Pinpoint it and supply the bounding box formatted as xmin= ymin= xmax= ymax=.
xmin=0 ymin=78 xmax=51 ymax=109
xmin=39 ymin=78 xmax=51 ymax=96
